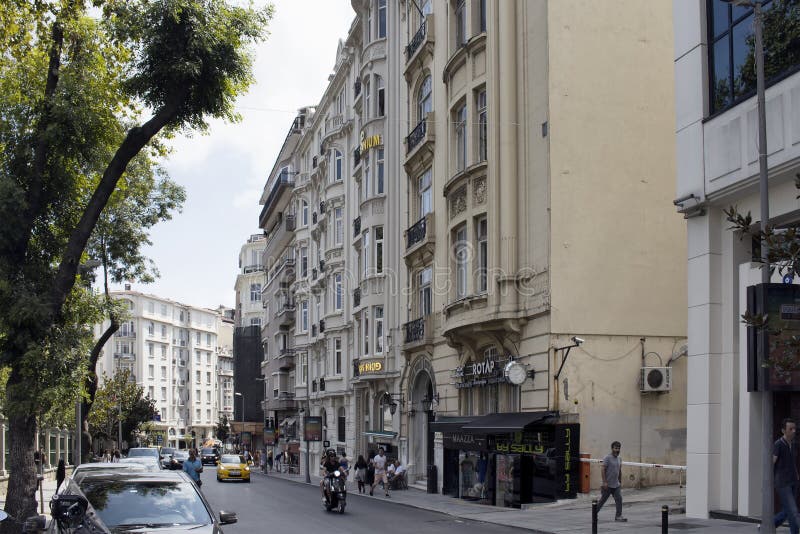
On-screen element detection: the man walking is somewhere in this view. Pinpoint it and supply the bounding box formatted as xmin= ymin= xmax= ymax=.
xmin=773 ymin=418 xmax=799 ymax=533
xmin=183 ymin=449 xmax=203 ymax=487
xmin=369 ymin=447 xmax=390 ymax=497
xmin=596 ymin=441 xmax=627 ymax=522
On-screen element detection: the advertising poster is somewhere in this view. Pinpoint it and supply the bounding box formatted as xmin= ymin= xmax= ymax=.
xmin=304 ymin=416 xmax=322 ymax=442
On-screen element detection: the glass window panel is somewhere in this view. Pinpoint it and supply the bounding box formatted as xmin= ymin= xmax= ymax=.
xmin=712 ymin=36 xmax=732 ymax=111
xmin=712 ymin=0 xmax=730 ymax=38
xmin=732 ymin=14 xmax=754 ymax=99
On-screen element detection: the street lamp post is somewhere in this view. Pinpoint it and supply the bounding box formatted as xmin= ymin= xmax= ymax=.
xmin=722 ymin=1 xmax=771 ymax=530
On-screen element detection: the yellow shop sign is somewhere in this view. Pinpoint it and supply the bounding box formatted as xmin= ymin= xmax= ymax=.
xmin=360 ymin=131 xmax=382 ymax=152
xmin=358 ymin=360 xmax=383 ymax=374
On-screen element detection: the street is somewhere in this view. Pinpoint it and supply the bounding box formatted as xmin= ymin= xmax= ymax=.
xmin=199 ymin=467 xmax=525 ymax=533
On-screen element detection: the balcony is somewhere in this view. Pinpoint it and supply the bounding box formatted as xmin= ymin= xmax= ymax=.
xmin=259 ymin=170 xmax=295 ymax=229
xmin=404 ymin=212 xmax=436 ymax=267
xmin=277 ymin=348 xmax=295 ymax=370
xmin=275 ymin=391 xmax=296 ymax=410
xmin=263 ymin=214 xmax=296 ymax=264
xmin=403 ymin=315 xmax=435 ymax=352
xmin=276 ymin=301 xmax=296 ymax=326
xmin=113 ymin=352 xmax=135 ymax=361
xmin=114 ymin=330 xmax=136 ymax=338
xmin=353 ymin=288 xmax=361 ymax=308
xmin=404 ymin=14 xmax=435 ymax=73
xmin=242 ymin=264 xmax=264 ymax=274
xmin=353 ymin=217 xmax=361 ymax=238
xmin=267 ymin=257 xmax=296 ymax=287
xmin=405 ymin=113 xmax=435 ymax=171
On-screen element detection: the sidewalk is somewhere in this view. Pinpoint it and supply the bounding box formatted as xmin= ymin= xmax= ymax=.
xmin=256 ymin=468 xmax=761 ymax=533
xmin=0 ymin=475 xmax=60 ymax=521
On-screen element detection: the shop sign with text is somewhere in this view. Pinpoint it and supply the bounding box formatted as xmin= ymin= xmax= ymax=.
xmin=360 ymin=131 xmax=382 ymax=152
xmin=443 ymin=432 xmax=487 ymax=451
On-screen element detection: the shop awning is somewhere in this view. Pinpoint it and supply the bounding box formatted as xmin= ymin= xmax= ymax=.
xmin=459 ymin=411 xmax=558 ymax=433
xmin=363 ymin=430 xmax=398 ymax=438
xmin=428 ymin=416 xmax=481 ymax=433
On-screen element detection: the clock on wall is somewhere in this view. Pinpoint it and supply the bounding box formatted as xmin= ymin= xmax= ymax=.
xmin=504 ymin=361 xmax=528 ymax=385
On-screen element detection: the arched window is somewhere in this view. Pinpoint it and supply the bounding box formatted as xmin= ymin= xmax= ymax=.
xmin=417 ymin=75 xmax=432 ymax=122
xmin=337 ymin=407 xmax=346 ymax=443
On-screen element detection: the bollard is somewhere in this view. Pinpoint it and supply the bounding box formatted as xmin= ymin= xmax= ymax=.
xmin=662 ymin=505 xmax=669 ymax=533
xmin=592 ymin=499 xmax=598 ymax=534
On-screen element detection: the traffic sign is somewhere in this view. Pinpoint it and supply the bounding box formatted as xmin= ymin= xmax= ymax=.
xmin=156 ymin=435 xmax=163 ymax=445
xmin=784 ymin=273 xmax=794 ymax=284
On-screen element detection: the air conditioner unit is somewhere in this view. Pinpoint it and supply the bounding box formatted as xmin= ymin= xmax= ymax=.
xmin=641 ymin=367 xmax=671 ymax=393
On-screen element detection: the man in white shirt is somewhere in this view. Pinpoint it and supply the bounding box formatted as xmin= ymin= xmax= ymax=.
xmin=370 ymin=447 xmax=390 ymax=497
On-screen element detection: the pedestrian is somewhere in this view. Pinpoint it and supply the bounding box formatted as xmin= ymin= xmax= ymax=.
xmin=34 ymin=448 xmax=43 ymax=475
xmin=102 ymin=449 xmax=111 ymax=462
xmin=275 ymin=451 xmax=283 ymax=473
xmin=369 ymin=447 xmax=390 ymax=497
xmin=267 ymin=451 xmax=273 ymax=473
xmin=339 ymin=453 xmax=350 ymax=481
xmin=773 ymin=418 xmax=799 ymax=533
xmin=183 ymin=448 xmax=204 ymax=487
xmin=112 ymin=449 xmax=120 ymax=462
xmin=56 ymin=459 xmax=66 ymax=490
xmin=354 ymin=454 xmax=368 ymax=494
xmin=260 ymin=449 xmax=267 ymax=474
xmin=596 ymin=441 xmax=627 ymax=522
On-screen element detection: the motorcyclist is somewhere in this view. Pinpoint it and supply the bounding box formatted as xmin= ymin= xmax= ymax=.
xmin=320 ymin=449 xmax=340 ymax=502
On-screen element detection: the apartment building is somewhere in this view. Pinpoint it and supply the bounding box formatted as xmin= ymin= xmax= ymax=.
xmin=97 ymin=289 xmax=223 ymax=449
xmin=233 ymin=236 xmax=268 ymax=447
xmin=674 ymin=0 xmax=800 ymax=519
xmin=255 ymin=0 xmax=686 ymax=508
xmin=215 ymin=306 xmax=235 ymax=422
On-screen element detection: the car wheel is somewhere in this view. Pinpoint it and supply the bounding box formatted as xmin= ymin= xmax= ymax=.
xmin=217 ymin=476 xmax=221 ymax=482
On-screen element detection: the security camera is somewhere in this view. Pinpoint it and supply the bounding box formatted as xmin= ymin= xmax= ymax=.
xmin=571 ymin=336 xmax=584 ymax=345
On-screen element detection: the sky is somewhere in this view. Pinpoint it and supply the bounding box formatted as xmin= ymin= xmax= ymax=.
xmin=112 ymin=0 xmax=356 ymax=310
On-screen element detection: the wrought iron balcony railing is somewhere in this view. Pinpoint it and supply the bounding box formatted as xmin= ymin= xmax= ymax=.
xmin=353 ymin=217 xmax=361 ymax=237
xmin=406 ymin=216 xmax=427 ymax=249
xmin=404 ymin=317 xmax=426 ymax=344
xmin=406 ymin=21 xmax=427 ymax=61
xmin=406 ymin=117 xmax=427 ymax=154
xmin=353 ymin=288 xmax=361 ymax=308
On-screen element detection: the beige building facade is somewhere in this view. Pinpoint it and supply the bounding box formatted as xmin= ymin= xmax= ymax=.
xmin=255 ymin=0 xmax=686 ymax=505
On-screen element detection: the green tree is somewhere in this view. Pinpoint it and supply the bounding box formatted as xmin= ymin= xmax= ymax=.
xmin=215 ymin=415 xmax=230 ymax=442
xmin=0 ymin=1 xmax=271 ymax=528
xmin=88 ymin=369 xmax=156 ymax=447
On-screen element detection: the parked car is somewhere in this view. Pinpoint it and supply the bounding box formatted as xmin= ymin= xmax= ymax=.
xmin=169 ymin=450 xmax=190 ymax=470
xmin=216 ymin=454 xmax=251 ymax=483
xmin=159 ymin=447 xmax=177 ymax=469
xmin=126 ymin=447 xmax=161 ymax=461
xmin=200 ymin=447 xmax=220 ymax=466
xmin=25 ymin=470 xmax=237 ymax=533
xmin=119 ymin=456 xmax=162 ymax=471
xmin=70 ymin=462 xmax=148 ymax=484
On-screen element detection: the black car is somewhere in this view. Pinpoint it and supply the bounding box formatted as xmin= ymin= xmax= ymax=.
xmin=201 ymin=447 xmax=219 ymax=466
xmin=170 ymin=450 xmax=190 ymax=470
xmin=159 ymin=447 xmax=177 ymax=469
xmin=26 ymin=470 xmax=237 ymax=533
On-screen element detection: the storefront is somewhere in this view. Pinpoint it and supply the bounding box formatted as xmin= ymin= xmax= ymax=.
xmin=436 ymin=412 xmax=579 ymax=508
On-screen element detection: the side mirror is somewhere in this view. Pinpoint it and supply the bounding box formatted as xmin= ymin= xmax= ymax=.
xmin=219 ymin=511 xmax=238 ymax=525
xmin=50 ymin=494 xmax=88 ymax=528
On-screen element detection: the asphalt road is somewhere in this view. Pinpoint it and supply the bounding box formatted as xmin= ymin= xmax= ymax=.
xmin=200 ymin=466 xmax=524 ymax=533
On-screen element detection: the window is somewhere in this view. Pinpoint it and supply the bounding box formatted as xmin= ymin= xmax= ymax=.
xmin=377 ymin=0 xmax=387 ymax=38
xmin=161 ymin=366 xmax=167 ymax=379
xmin=160 ymin=345 xmax=166 ymax=359
xmin=479 ymin=0 xmax=486 ymax=32
xmin=206 ymin=391 xmax=211 ymax=404
xmin=301 ymin=300 xmax=309 ymax=332
xmin=707 ymin=0 xmax=795 ymax=114
xmin=147 ymin=322 xmax=154 ymax=336
xmin=195 ymin=350 xmax=201 ymax=364
xmin=196 ymin=389 xmax=201 ymax=401
xmin=301 ymin=352 xmax=308 ymax=384
xmin=419 ymin=266 xmax=432 ymax=316
xmin=302 ymin=200 xmax=309 ymax=226
xmin=366 ymin=1 xmax=372 ymax=42
xmin=337 ymin=407 xmax=346 ymax=443
xmin=206 ymin=372 xmax=211 ymax=384
xmin=376 ymin=76 xmax=385 ymax=117
xmin=148 ymin=386 xmax=155 ymax=399
xmin=374 ymin=306 xmax=384 ymax=354
xmin=334 ymin=207 xmax=343 ymax=245
xmin=477 ymin=217 xmax=488 ymax=293
xmin=364 ymin=77 xmax=371 ymax=121
xmin=195 ymin=371 xmax=201 ymax=384
xmin=161 ymin=324 xmax=167 ymax=338
xmin=161 ymin=387 xmax=167 ymax=402
xmin=455 ymin=0 xmax=466 ymax=47
xmin=206 ymin=333 xmax=211 ymax=346
xmin=477 ymin=90 xmax=487 ymax=162
xmin=160 ymin=304 xmax=167 ymax=316
xmin=455 ymin=226 xmax=468 ymax=298
xmin=250 ymin=283 xmax=261 ymax=302
xmin=274 ymin=388 xmax=279 ymax=399
xmin=250 ymin=317 xmax=261 ymax=327
xmin=335 ymin=273 xmax=343 ymax=311
xmin=300 ymin=246 xmax=308 ymax=278
xmin=148 ymin=301 xmax=155 ymax=314
xmin=455 ymin=103 xmax=467 ymax=172
xmin=375 ymin=226 xmax=384 ymax=274
xmin=333 ymin=150 xmax=343 ymax=181
xmin=418 ymin=168 xmax=432 ymax=217
xmin=207 ymin=409 xmax=211 ymax=421
xmin=418 ymin=75 xmax=432 ymax=121
xmin=195 ymin=331 xmax=201 ymax=345
xmin=362 ymin=230 xmax=370 ymax=276
xmin=334 ymin=338 xmax=342 ymax=375
xmin=362 ymin=310 xmax=370 ymax=356
xmin=196 ymin=409 xmax=201 ymax=421
xmin=206 ymin=352 xmax=211 ymax=365
xmin=364 ymin=154 xmax=371 ymax=199
xmin=376 ymin=148 xmax=384 ymax=194
xmin=148 ymin=343 xmax=154 ymax=357
xmin=148 ymin=365 xmax=154 ymax=379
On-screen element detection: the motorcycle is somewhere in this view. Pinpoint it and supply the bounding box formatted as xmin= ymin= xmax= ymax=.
xmin=322 ymin=470 xmax=347 ymax=513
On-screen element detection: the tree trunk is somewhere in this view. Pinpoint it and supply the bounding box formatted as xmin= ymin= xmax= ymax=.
xmin=1 ymin=372 xmax=39 ymax=533
xmin=80 ymin=319 xmax=119 ymax=461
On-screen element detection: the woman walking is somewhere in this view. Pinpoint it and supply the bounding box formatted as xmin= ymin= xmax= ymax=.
xmin=354 ymin=455 xmax=368 ymax=494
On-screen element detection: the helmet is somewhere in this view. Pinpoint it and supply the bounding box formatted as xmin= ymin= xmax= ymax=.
xmin=327 ymin=449 xmax=336 ymax=458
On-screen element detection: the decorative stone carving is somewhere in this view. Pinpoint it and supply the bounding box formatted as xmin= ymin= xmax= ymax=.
xmin=449 ymin=186 xmax=467 ymax=219
xmin=473 ymin=176 xmax=487 ymax=205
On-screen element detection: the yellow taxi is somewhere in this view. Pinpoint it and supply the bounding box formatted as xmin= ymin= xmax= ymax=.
xmin=216 ymin=453 xmax=251 ymax=482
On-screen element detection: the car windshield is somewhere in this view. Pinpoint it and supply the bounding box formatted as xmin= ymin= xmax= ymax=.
xmin=80 ymin=479 xmax=212 ymax=528
xmin=127 ymin=449 xmax=158 ymax=458
xmin=173 ymin=451 xmax=189 ymax=459
xmin=160 ymin=448 xmax=175 ymax=456
xmin=201 ymin=448 xmax=216 ymax=455
xmin=220 ymin=455 xmax=244 ymax=464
